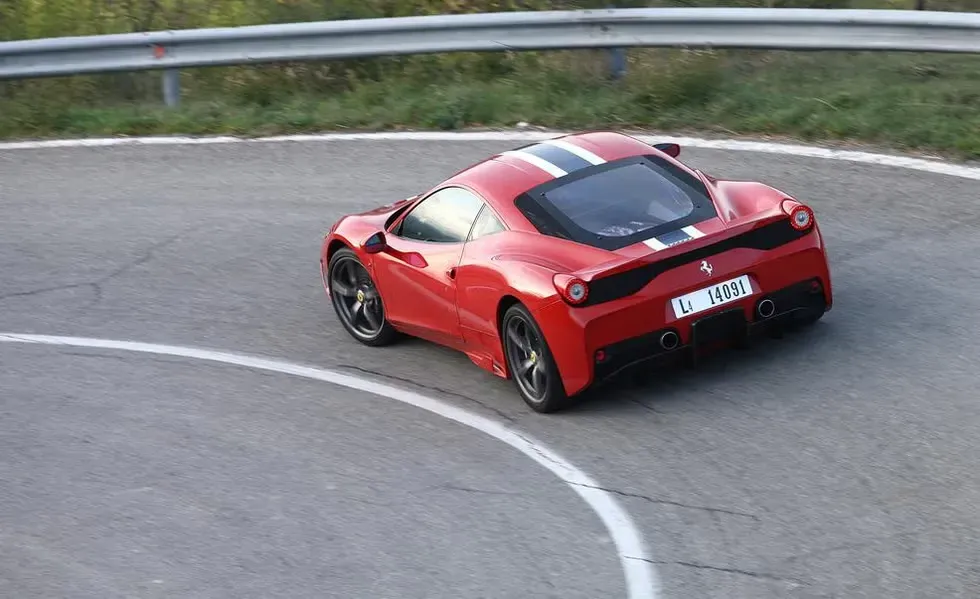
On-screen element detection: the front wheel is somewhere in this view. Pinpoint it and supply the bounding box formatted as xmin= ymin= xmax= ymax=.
xmin=501 ymin=303 xmax=570 ymax=413
xmin=325 ymin=248 xmax=398 ymax=347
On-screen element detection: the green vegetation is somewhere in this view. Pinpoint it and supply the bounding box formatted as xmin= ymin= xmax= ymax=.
xmin=1 ymin=0 xmax=978 ymax=159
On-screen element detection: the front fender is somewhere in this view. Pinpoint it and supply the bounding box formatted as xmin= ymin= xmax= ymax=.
xmin=321 ymin=230 xmax=359 ymax=265
xmin=321 ymin=214 xmax=386 ymax=267
xmin=321 ymin=195 xmax=420 ymax=266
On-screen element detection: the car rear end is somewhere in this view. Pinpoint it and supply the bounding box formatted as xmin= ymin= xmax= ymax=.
xmin=511 ymin=150 xmax=832 ymax=397
xmin=536 ymin=205 xmax=832 ymax=396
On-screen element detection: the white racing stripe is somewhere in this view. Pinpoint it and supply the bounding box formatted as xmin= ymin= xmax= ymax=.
xmin=0 ymin=332 xmax=661 ymax=599
xmin=642 ymin=224 xmax=706 ymax=252
xmin=681 ymin=225 xmax=705 ymax=239
xmin=500 ymin=149 xmax=568 ymax=178
xmin=542 ymin=138 xmax=607 ymax=165
xmin=643 ymin=237 xmax=669 ymax=251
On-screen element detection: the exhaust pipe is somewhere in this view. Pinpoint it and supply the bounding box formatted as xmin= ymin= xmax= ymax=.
xmin=660 ymin=331 xmax=679 ymax=350
xmin=757 ymin=298 xmax=775 ymax=319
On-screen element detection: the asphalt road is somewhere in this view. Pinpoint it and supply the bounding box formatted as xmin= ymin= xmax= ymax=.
xmin=2 ymin=138 xmax=980 ymax=599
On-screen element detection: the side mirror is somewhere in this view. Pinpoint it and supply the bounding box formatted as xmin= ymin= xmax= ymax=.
xmin=654 ymin=143 xmax=681 ymax=158
xmin=363 ymin=231 xmax=387 ymax=254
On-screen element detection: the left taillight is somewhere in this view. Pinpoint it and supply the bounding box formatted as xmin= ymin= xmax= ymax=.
xmin=554 ymin=274 xmax=589 ymax=305
xmin=782 ymin=200 xmax=815 ymax=231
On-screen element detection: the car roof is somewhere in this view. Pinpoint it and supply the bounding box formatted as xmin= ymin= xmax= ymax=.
xmin=439 ymin=131 xmax=692 ymax=232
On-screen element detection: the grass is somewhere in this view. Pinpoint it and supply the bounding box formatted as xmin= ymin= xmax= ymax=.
xmin=1 ymin=49 xmax=978 ymax=160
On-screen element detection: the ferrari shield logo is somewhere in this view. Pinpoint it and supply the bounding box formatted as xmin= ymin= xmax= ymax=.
xmin=700 ymin=260 xmax=713 ymax=277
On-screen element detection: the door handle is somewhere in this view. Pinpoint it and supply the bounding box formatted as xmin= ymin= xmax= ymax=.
xmin=446 ymin=267 xmax=456 ymax=280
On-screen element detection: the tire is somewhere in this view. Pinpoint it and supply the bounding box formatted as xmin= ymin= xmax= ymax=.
xmin=501 ymin=303 xmax=571 ymax=413
xmin=324 ymin=247 xmax=398 ymax=347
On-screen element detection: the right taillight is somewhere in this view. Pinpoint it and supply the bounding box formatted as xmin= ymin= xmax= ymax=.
xmin=782 ymin=200 xmax=814 ymax=231
xmin=554 ymin=274 xmax=589 ymax=305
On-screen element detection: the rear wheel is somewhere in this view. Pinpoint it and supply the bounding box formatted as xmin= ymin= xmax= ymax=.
xmin=501 ymin=303 xmax=570 ymax=413
xmin=325 ymin=248 xmax=398 ymax=347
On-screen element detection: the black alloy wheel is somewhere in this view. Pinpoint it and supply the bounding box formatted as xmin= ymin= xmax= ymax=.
xmin=501 ymin=303 xmax=569 ymax=412
xmin=325 ymin=248 xmax=397 ymax=346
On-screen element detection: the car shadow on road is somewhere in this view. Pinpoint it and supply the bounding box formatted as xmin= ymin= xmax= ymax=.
xmin=559 ymin=320 xmax=839 ymax=416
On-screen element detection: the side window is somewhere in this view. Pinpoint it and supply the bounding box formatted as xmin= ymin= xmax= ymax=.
xmin=396 ymin=187 xmax=485 ymax=243
xmin=468 ymin=205 xmax=507 ymax=241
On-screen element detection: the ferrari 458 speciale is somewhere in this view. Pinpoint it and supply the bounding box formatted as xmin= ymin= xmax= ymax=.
xmin=320 ymin=131 xmax=832 ymax=412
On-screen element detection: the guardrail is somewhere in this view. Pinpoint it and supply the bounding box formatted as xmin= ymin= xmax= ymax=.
xmin=2 ymin=7 xmax=979 ymax=107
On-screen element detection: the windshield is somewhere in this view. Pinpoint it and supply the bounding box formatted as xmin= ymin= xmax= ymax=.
xmin=515 ymin=155 xmax=717 ymax=250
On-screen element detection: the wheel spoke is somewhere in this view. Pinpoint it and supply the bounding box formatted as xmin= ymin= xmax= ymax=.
xmin=518 ymin=358 xmax=534 ymax=376
xmin=531 ymin=362 xmax=546 ymax=392
xmin=507 ymin=327 xmax=528 ymax=352
xmin=363 ymin=305 xmax=381 ymax=330
xmin=524 ymin=329 xmax=537 ymax=350
xmin=351 ymin=300 xmax=363 ymax=325
xmin=332 ymin=281 xmax=355 ymax=297
xmin=329 ymin=256 xmax=389 ymax=339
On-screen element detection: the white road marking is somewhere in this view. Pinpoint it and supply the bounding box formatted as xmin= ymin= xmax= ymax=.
xmin=0 ymin=332 xmax=660 ymax=599
xmin=1 ymin=130 xmax=978 ymax=181
xmin=3 ymin=126 xmax=976 ymax=599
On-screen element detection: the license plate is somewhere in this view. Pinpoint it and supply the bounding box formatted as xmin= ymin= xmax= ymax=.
xmin=671 ymin=275 xmax=753 ymax=319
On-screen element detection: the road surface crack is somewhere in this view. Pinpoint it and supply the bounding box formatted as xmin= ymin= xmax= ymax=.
xmin=334 ymin=364 xmax=516 ymax=423
xmin=631 ymin=398 xmax=665 ymax=414
xmin=0 ymin=281 xmax=99 ymax=302
xmin=97 ymin=228 xmax=197 ymax=286
xmin=0 ymin=227 xmax=200 ymax=307
xmin=625 ymin=556 xmax=804 ymax=585
xmin=570 ymin=482 xmax=760 ymax=521
xmin=433 ymin=483 xmax=523 ymax=496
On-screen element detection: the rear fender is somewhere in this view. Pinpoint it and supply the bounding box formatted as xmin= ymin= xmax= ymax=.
xmin=705 ymin=178 xmax=793 ymax=225
xmin=485 ymin=258 xmax=591 ymax=391
xmin=477 ymin=232 xmax=613 ymax=334
xmin=482 ymin=231 xmax=615 ymax=315
xmin=456 ymin=250 xmax=570 ymax=379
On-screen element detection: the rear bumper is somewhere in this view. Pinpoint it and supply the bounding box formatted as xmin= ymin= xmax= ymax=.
xmin=590 ymin=277 xmax=827 ymax=383
xmin=533 ymin=231 xmax=832 ymax=396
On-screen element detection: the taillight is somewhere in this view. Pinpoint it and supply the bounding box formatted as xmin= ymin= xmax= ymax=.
xmin=554 ymin=274 xmax=589 ymax=305
xmin=782 ymin=200 xmax=815 ymax=231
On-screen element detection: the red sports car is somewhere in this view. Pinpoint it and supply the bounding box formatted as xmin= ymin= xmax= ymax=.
xmin=320 ymin=131 xmax=832 ymax=412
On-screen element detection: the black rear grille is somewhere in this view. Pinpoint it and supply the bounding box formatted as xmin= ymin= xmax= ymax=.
xmin=582 ymin=219 xmax=811 ymax=307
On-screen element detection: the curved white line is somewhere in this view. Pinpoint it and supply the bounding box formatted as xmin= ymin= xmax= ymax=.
xmin=1 ymin=130 xmax=977 ymax=181
xmin=0 ymin=332 xmax=660 ymax=599
xmin=3 ymin=126 xmax=975 ymax=599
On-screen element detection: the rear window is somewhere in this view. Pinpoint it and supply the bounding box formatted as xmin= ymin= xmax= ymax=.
xmin=544 ymin=162 xmax=699 ymax=237
xmin=515 ymin=155 xmax=718 ymax=250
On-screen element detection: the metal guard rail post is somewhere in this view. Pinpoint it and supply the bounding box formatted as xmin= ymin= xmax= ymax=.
xmin=1 ymin=7 xmax=978 ymax=107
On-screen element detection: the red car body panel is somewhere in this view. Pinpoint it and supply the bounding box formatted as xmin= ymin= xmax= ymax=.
xmin=321 ymin=131 xmax=833 ymax=396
